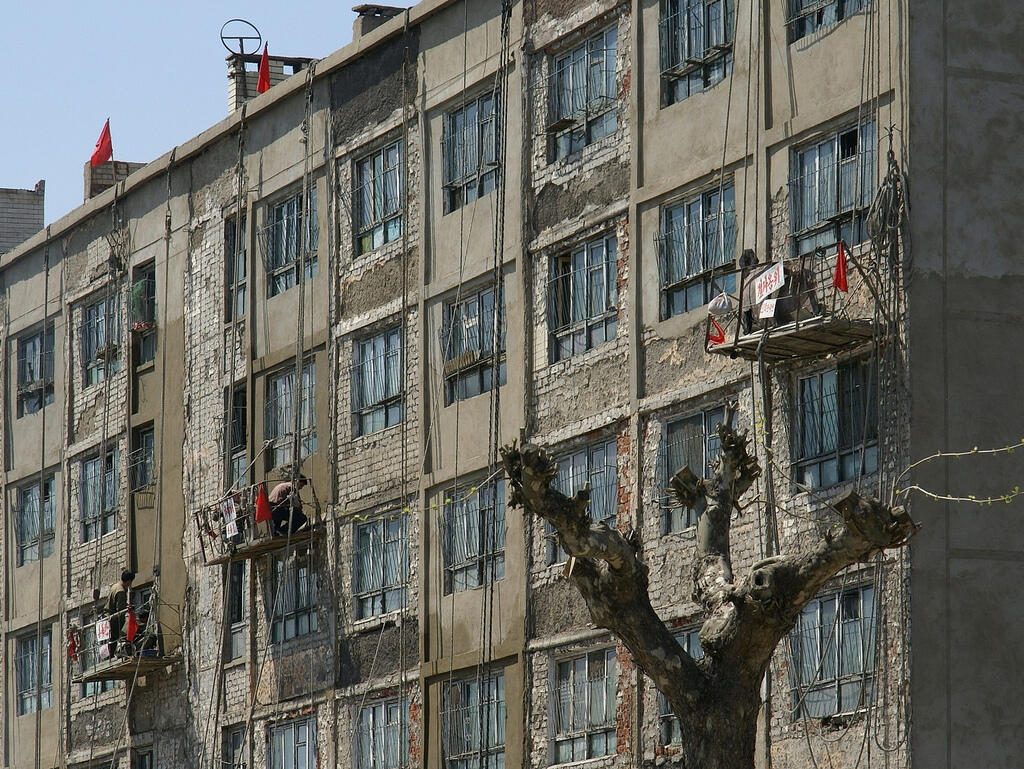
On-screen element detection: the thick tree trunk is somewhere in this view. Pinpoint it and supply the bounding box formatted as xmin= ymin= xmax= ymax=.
xmin=502 ymin=403 xmax=916 ymax=769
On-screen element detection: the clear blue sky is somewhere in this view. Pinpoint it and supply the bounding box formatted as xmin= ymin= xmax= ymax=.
xmin=0 ymin=1 xmax=413 ymax=225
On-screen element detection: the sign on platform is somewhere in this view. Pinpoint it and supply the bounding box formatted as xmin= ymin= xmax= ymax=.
xmin=222 ymin=499 xmax=238 ymax=538
xmin=96 ymin=618 xmax=111 ymax=642
xmin=754 ymin=262 xmax=785 ymax=304
xmin=759 ymin=298 xmax=778 ymax=319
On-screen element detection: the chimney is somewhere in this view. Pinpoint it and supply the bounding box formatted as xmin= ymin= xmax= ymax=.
xmin=0 ymin=181 xmax=45 ymax=254
xmin=352 ymin=5 xmax=404 ymax=40
xmin=227 ymin=52 xmax=314 ymax=114
xmin=84 ymin=161 xmax=146 ymax=201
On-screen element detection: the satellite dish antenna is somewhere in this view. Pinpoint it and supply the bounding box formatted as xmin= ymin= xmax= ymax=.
xmin=220 ymin=19 xmax=262 ymax=56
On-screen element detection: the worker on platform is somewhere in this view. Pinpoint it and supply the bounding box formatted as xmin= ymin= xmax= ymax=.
xmin=104 ymin=569 xmax=135 ymax=656
xmin=269 ymin=475 xmax=310 ymax=536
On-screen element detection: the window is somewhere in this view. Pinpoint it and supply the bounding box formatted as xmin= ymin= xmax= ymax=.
xmin=548 ymin=234 xmax=618 ymax=362
xmin=659 ymin=0 xmax=734 ymax=106
xmin=795 ymin=360 xmax=877 ymax=488
xmin=550 ymin=439 xmax=618 ymax=563
xmin=81 ymin=294 xmax=120 ymax=386
xmin=352 ymin=328 xmax=403 ymax=437
xmin=77 ymin=608 xmax=116 ymax=697
xmin=15 ymin=630 xmax=52 ymax=715
xmin=227 ymin=561 xmax=246 ymax=661
xmin=15 ymin=475 xmax=55 ymax=565
xmin=789 ymin=585 xmax=875 ymax=717
xmin=227 ymin=386 xmax=248 ymax=487
xmin=264 ymin=361 xmax=316 ymax=471
xmin=133 ymin=749 xmax=153 ymax=769
xmin=790 ymin=121 xmax=875 ymax=258
xmin=130 ymin=264 xmax=157 ymax=365
xmin=355 ymin=141 xmax=403 ymax=254
xmin=788 ymin=0 xmax=868 ymax=43
xmin=129 ymin=426 xmax=155 ymax=491
xmin=442 ymin=285 xmax=506 ymax=405
xmin=357 ymin=699 xmax=409 ymax=769
xmin=269 ymin=547 xmax=318 ymax=643
xmin=225 ymin=213 xmax=247 ymax=321
xmin=225 ymin=725 xmax=246 ymax=769
xmin=657 ymin=184 xmax=736 ymax=318
xmin=16 ymin=323 xmax=55 ymax=417
xmin=658 ymin=630 xmax=703 ymax=745
xmin=663 ymin=406 xmax=724 ymax=532
xmin=81 ymin=447 xmax=118 ymax=541
xmin=442 ymin=673 xmax=506 ymax=769
xmin=442 ymin=480 xmax=506 ymax=594
xmin=354 ymin=513 xmax=409 ymax=619
xmin=443 ymin=90 xmax=499 ymax=214
xmin=269 ymin=718 xmax=316 ymax=769
xmin=550 ymin=27 xmax=619 ymax=159
xmin=262 ymin=187 xmax=318 ymax=297
xmin=554 ymin=648 xmax=617 ymax=763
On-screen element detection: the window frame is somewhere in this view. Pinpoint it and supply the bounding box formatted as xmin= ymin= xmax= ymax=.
xmin=549 ymin=26 xmax=619 ymax=160
xmin=788 ymin=584 xmax=876 ymax=718
xmin=550 ymin=438 xmax=618 ymax=563
xmin=225 ymin=725 xmax=247 ymax=769
xmin=354 ymin=139 xmax=404 ymax=255
xmin=264 ymin=360 xmax=317 ymax=471
xmin=442 ymin=672 xmax=506 ymax=769
xmin=14 ymin=474 xmax=56 ymax=566
xmin=442 ymin=88 xmax=500 ymax=214
xmin=659 ymin=0 xmax=735 ymax=107
xmin=227 ymin=385 xmax=248 ymax=488
xmin=76 ymin=606 xmax=116 ymax=697
xmin=225 ymin=212 xmax=248 ymax=321
xmin=788 ymin=0 xmax=869 ymax=43
xmin=130 ymin=263 xmax=157 ymax=366
xmin=261 ymin=186 xmax=319 ymax=298
xmin=15 ymin=629 xmax=52 ymax=716
xmin=552 ymin=647 xmax=617 ymax=764
xmin=80 ymin=294 xmax=120 ymax=387
xmin=548 ymin=233 xmax=618 ymax=362
xmin=268 ymin=546 xmax=318 ymax=644
xmin=81 ymin=446 xmax=118 ymax=542
xmin=352 ymin=327 xmax=404 ymax=437
xmin=663 ymin=405 xmax=725 ymax=532
xmin=442 ymin=479 xmax=506 ymax=594
xmin=356 ymin=698 xmax=409 ymax=769
xmin=353 ymin=511 xmax=409 ymax=620
xmin=129 ymin=425 xmax=155 ymax=491
xmin=657 ymin=630 xmax=703 ymax=745
xmin=657 ymin=183 xmax=737 ymax=318
xmin=269 ymin=717 xmax=316 ymax=769
xmin=226 ymin=561 xmax=247 ymax=661
xmin=16 ymin=323 xmax=55 ymax=418
xmin=441 ymin=284 xmax=507 ymax=406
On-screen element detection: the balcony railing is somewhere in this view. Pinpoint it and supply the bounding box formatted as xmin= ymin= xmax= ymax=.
xmin=68 ymin=602 xmax=182 ymax=683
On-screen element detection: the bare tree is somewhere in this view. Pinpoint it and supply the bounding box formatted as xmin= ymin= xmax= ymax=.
xmin=501 ymin=403 xmax=916 ymax=769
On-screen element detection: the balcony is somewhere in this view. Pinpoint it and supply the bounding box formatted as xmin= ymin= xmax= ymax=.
xmin=704 ymin=244 xmax=875 ymax=362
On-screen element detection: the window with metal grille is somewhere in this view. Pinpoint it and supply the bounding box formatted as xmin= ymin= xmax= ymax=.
xmin=81 ymin=447 xmax=118 ymax=542
xmin=657 ymin=184 xmax=736 ymax=318
xmin=442 ymin=480 xmax=506 ymax=594
xmin=659 ymin=0 xmax=734 ymax=106
xmin=663 ymin=406 xmax=724 ymax=532
xmin=269 ymin=547 xmax=318 ymax=643
xmin=788 ymin=585 xmax=876 ymax=718
xmin=227 ymin=561 xmax=246 ymax=661
xmin=15 ymin=475 xmax=55 ymax=566
xmin=553 ymin=648 xmax=616 ymax=763
xmin=76 ymin=607 xmax=116 ymax=697
xmin=443 ymin=90 xmax=499 ymax=214
xmin=355 ymin=140 xmax=403 ymax=254
xmin=261 ymin=187 xmax=318 ymax=297
xmin=130 ymin=263 xmax=157 ymax=365
xmin=795 ymin=360 xmax=877 ymax=489
xmin=225 ymin=213 xmax=247 ymax=321
xmin=264 ymin=361 xmax=316 ymax=471
xmin=357 ymin=699 xmax=409 ymax=769
xmin=352 ymin=328 xmax=403 ymax=437
xmin=17 ymin=323 xmax=55 ymax=417
xmin=790 ymin=121 xmax=876 ymax=258
xmin=788 ymin=0 xmax=869 ymax=43
xmin=548 ymin=234 xmax=618 ymax=362
xmin=550 ymin=27 xmax=618 ymax=160
xmin=81 ymin=294 xmax=120 ymax=387
xmin=549 ymin=439 xmax=618 ymax=563
xmin=129 ymin=425 xmax=155 ymax=491
xmin=442 ymin=285 xmax=506 ymax=405
xmin=354 ymin=513 xmax=409 ymax=619
xmin=269 ymin=718 xmax=316 ymax=769
xmin=442 ymin=673 xmax=505 ymax=769
xmin=227 ymin=386 xmax=248 ymax=488
xmin=15 ymin=630 xmax=52 ymax=715
xmin=658 ymin=630 xmax=703 ymax=745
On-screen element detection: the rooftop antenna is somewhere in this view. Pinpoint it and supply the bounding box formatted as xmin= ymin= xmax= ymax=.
xmin=221 ymin=19 xmax=263 ymax=101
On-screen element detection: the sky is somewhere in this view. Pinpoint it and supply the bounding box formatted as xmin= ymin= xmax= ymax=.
xmin=0 ymin=1 xmax=413 ymax=225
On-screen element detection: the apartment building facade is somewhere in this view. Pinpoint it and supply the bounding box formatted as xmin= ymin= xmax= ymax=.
xmin=2 ymin=1 xmax=1021 ymax=769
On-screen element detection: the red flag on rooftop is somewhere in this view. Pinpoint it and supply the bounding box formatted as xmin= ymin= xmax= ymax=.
xmin=254 ymin=483 xmax=273 ymax=523
xmin=257 ymin=43 xmax=271 ymax=94
xmin=125 ymin=609 xmax=139 ymax=643
xmin=90 ymin=119 xmax=112 ymax=167
xmin=833 ymin=240 xmax=849 ymax=293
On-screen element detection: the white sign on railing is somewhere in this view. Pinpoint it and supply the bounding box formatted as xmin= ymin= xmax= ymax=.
xmin=96 ymin=619 xmax=111 ymax=642
xmin=759 ymin=298 xmax=778 ymax=319
xmin=754 ymin=263 xmax=785 ymax=304
xmin=222 ymin=499 xmax=238 ymax=538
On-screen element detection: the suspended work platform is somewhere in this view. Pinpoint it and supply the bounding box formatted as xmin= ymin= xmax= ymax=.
xmin=69 ymin=606 xmax=181 ymax=683
xmin=705 ymin=245 xmax=876 ymax=363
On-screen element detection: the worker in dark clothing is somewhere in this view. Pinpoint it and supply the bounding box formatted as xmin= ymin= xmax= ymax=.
xmin=104 ymin=569 xmax=134 ymax=656
xmin=269 ymin=476 xmax=310 ymax=536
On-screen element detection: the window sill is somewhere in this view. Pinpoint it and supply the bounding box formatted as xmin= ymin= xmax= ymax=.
xmin=352 ymin=419 xmax=405 ymax=443
xmin=223 ymin=656 xmax=247 ymax=671
xmin=350 ymin=608 xmax=408 ymax=634
xmin=134 ymin=360 xmax=156 ymax=374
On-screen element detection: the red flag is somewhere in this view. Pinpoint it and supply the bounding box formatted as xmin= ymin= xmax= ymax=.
xmin=254 ymin=483 xmax=272 ymax=523
xmin=707 ymin=317 xmax=726 ymax=345
xmin=125 ymin=609 xmax=139 ymax=643
xmin=257 ymin=43 xmax=271 ymax=94
xmin=67 ymin=629 xmax=78 ymax=660
xmin=833 ymin=240 xmax=849 ymax=293
xmin=90 ymin=119 xmax=113 ymax=167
